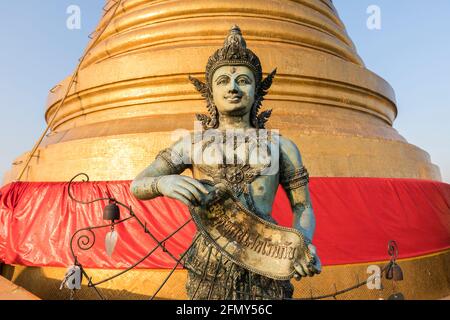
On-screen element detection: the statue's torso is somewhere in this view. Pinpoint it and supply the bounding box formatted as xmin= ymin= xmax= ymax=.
xmin=182 ymin=132 xmax=297 ymax=300
xmin=187 ymin=130 xmax=281 ymax=223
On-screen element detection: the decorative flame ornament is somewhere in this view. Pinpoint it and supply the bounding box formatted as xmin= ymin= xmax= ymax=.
xmin=105 ymin=228 xmax=119 ymax=257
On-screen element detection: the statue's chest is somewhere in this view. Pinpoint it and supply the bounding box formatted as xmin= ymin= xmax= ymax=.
xmin=191 ymin=134 xmax=275 ymax=197
xmin=194 ymin=163 xmax=269 ymax=196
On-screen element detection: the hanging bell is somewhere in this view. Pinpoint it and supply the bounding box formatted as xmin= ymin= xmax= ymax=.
xmin=103 ymin=202 xmax=120 ymax=221
xmin=388 ymin=292 xmax=405 ymax=300
xmin=385 ymin=262 xmax=404 ymax=281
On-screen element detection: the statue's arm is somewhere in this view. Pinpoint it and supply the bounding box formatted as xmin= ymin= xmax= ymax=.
xmin=279 ymin=137 xmax=315 ymax=240
xmin=130 ymin=149 xmax=183 ymax=201
xmin=130 ymin=138 xmax=209 ymax=206
xmin=279 ymin=137 xmax=321 ymax=277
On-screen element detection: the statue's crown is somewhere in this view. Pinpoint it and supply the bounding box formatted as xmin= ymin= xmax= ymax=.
xmin=206 ymin=25 xmax=262 ymax=85
xmin=191 ymin=26 xmax=275 ymax=129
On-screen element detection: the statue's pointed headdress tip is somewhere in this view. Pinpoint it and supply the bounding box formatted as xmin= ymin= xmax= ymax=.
xmin=224 ymin=25 xmax=247 ymax=48
xmin=206 ymin=25 xmax=262 ymax=86
xmin=230 ymin=25 xmax=241 ymax=33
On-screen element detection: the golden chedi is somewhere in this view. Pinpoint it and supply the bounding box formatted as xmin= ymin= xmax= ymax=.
xmin=4 ymin=0 xmax=441 ymax=183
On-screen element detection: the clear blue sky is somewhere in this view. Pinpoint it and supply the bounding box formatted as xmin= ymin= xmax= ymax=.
xmin=0 ymin=1 xmax=449 ymax=183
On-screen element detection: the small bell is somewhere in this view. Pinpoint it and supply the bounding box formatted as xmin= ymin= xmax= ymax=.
xmin=385 ymin=262 xmax=404 ymax=281
xmin=103 ymin=202 xmax=120 ymax=221
xmin=388 ymin=292 xmax=405 ymax=300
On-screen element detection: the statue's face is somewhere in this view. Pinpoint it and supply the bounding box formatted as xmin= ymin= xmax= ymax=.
xmin=212 ymin=65 xmax=256 ymax=116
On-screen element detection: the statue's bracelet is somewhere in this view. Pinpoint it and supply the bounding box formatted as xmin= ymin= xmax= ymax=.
xmin=151 ymin=177 xmax=163 ymax=197
xmin=304 ymin=236 xmax=314 ymax=257
xmin=304 ymin=236 xmax=312 ymax=246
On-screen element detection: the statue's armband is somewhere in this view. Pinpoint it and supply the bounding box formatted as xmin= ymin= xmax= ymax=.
xmin=280 ymin=166 xmax=309 ymax=191
xmin=155 ymin=147 xmax=188 ymax=174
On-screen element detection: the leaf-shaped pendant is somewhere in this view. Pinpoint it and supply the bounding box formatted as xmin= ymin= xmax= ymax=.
xmin=105 ymin=230 xmax=118 ymax=257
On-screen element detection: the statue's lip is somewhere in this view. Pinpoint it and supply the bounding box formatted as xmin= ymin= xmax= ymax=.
xmin=225 ymin=95 xmax=243 ymax=103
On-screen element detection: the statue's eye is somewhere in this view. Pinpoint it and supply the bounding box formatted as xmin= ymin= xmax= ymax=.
xmin=216 ymin=77 xmax=229 ymax=85
xmin=237 ymin=78 xmax=250 ymax=86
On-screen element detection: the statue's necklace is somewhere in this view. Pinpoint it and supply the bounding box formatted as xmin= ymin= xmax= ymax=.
xmin=196 ymin=131 xmax=273 ymax=197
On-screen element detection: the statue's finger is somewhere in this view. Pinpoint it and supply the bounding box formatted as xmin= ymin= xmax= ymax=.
xmin=294 ymin=263 xmax=306 ymax=277
xmin=301 ymin=260 xmax=314 ymax=277
xmin=308 ymin=259 xmax=322 ymax=275
xmin=311 ymin=262 xmax=322 ymax=274
xmin=311 ymin=265 xmax=321 ymax=275
xmin=182 ymin=177 xmax=210 ymax=194
xmin=174 ymin=189 xmax=197 ymax=205
xmin=171 ymin=192 xmax=192 ymax=207
xmin=178 ymin=181 xmax=203 ymax=204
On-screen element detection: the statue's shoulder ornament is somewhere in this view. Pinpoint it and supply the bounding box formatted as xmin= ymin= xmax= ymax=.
xmin=279 ymin=136 xmax=310 ymax=191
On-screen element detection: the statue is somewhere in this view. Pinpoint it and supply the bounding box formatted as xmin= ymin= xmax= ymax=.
xmin=130 ymin=26 xmax=321 ymax=300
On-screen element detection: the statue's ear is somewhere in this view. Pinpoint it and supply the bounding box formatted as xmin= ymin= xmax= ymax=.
xmin=189 ymin=75 xmax=209 ymax=99
xmin=189 ymin=75 xmax=217 ymax=129
xmin=256 ymin=109 xmax=273 ymax=129
xmin=260 ymin=68 xmax=277 ymax=93
xmin=196 ymin=113 xmax=209 ymax=125
xmin=251 ymin=68 xmax=276 ymax=129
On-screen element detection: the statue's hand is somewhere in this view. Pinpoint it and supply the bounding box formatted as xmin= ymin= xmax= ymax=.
xmin=293 ymin=243 xmax=322 ymax=280
xmin=158 ymin=175 xmax=209 ymax=207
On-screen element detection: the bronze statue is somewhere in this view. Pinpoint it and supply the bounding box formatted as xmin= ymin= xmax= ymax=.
xmin=131 ymin=26 xmax=321 ymax=299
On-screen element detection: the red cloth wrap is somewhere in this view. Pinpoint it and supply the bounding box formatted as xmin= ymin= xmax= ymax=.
xmin=0 ymin=178 xmax=449 ymax=268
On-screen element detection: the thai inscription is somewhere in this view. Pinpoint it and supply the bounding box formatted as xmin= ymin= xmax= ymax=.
xmin=190 ymin=195 xmax=311 ymax=280
xmin=210 ymin=211 xmax=297 ymax=260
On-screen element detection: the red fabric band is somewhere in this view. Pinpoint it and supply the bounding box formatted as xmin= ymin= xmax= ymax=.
xmin=0 ymin=178 xmax=449 ymax=269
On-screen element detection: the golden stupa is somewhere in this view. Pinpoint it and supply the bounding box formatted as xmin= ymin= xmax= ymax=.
xmin=2 ymin=0 xmax=448 ymax=300
xmin=4 ymin=0 xmax=441 ymax=182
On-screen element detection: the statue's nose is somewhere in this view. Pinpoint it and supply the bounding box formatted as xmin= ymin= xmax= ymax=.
xmin=228 ymin=81 xmax=239 ymax=93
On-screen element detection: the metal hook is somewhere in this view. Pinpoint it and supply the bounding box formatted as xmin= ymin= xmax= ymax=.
xmin=49 ymin=84 xmax=62 ymax=93
xmin=388 ymin=240 xmax=399 ymax=262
